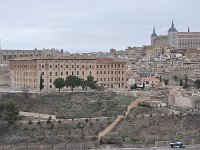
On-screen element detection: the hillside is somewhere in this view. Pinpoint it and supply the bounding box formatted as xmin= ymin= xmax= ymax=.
xmin=107 ymin=107 xmax=200 ymax=145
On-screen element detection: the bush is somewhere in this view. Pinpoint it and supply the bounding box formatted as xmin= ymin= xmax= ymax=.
xmin=138 ymin=102 xmax=150 ymax=107
xmin=37 ymin=120 xmax=41 ymax=125
xmin=47 ymin=119 xmax=51 ymax=124
xmin=28 ymin=120 xmax=32 ymax=125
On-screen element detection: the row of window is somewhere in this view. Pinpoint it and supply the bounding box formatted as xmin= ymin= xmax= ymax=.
xmin=14 ymin=71 xmax=37 ymax=76
xmin=96 ymin=64 xmax=124 ymax=69
xmin=96 ymin=77 xmax=124 ymax=82
xmin=14 ymin=78 xmax=37 ymax=82
xmin=41 ymin=60 xmax=95 ymax=63
xmin=13 ymin=83 xmax=37 ymax=88
xmin=41 ymin=64 xmax=93 ymax=69
xmin=97 ymin=70 xmax=124 ymax=75
xmin=13 ymin=65 xmax=37 ymax=69
xmin=43 ymin=71 xmax=92 ymax=76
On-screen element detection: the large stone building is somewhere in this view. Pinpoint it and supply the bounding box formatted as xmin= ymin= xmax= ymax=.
xmin=147 ymin=21 xmax=200 ymax=57
xmin=0 ymin=49 xmax=62 ymax=64
xmin=9 ymin=56 xmax=127 ymax=91
xmin=151 ymin=21 xmax=200 ymax=49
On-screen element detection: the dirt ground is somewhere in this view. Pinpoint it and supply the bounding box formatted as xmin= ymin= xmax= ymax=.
xmin=107 ymin=107 xmax=200 ymax=145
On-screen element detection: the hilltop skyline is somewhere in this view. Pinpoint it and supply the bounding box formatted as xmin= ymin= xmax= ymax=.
xmin=0 ymin=0 xmax=200 ymax=52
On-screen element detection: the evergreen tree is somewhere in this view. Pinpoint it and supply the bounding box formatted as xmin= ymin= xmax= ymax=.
xmin=40 ymin=74 xmax=44 ymax=91
xmin=53 ymin=78 xmax=65 ymax=91
xmin=133 ymin=83 xmax=137 ymax=89
xmin=0 ymin=101 xmax=19 ymax=124
xmin=159 ymin=76 xmax=162 ymax=82
xmin=180 ymin=79 xmax=183 ymax=86
xmin=65 ymin=75 xmax=81 ymax=93
xmin=194 ymin=79 xmax=200 ymax=88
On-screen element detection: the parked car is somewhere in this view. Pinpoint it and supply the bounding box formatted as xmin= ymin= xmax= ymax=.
xmin=170 ymin=142 xmax=185 ymax=148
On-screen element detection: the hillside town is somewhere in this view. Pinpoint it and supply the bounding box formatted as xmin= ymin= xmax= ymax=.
xmin=1 ymin=21 xmax=200 ymax=149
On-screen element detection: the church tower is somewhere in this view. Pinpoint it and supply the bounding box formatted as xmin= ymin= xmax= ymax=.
xmin=151 ymin=27 xmax=157 ymax=46
xmin=168 ymin=20 xmax=178 ymax=48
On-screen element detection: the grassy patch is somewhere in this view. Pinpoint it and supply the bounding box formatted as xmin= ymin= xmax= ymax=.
xmin=113 ymin=96 xmax=135 ymax=106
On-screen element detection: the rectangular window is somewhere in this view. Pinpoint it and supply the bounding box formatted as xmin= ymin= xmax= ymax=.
xmin=77 ymin=65 xmax=79 ymax=68
xmin=61 ymin=72 xmax=63 ymax=76
xmin=55 ymin=65 xmax=57 ymax=68
xmin=90 ymin=71 xmax=91 ymax=75
xmin=42 ymin=72 xmax=44 ymax=75
xmin=90 ymin=65 xmax=92 ymax=68
xmin=82 ymin=71 xmax=84 ymax=75
xmin=97 ymin=71 xmax=98 ymax=74
xmin=82 ymin=65 xmax=84 ymax=68
xmin=72 ymin=65 xmax=73 ymax=68
xmin=50 ymin=72 xmax=52 ymax=76
xmin=55 ymin=72 xmax=58 ymax=76
xmin=50 ymin=79 xmax=52 ymax=83
xmin=77 ymin=71 xmax=79 ymax=75
xmin=50 ymin=65 xmax=52 ymax=68
xmin=66 ymin=71 xmax=68 ymax=76
xmin=42 ymin=65 xmax=44 ymax=69
xmin=61 ymin=65 xmax=63 ymax=68
xmin=66 ymin=65 xmax=68 ymax=68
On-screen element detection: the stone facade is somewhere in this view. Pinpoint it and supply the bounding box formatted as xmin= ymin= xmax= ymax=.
xmin=9 ymin=56 xmax=127 ymax=91
xmin=149 ymin=21 xmax=200 ymax=56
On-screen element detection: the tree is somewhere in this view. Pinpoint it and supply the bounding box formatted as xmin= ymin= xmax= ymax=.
xmin=184 ymin=75 xmax=188 ymax=89
xmin=173 ymin=75 xmax=178 ymax=81
xmin=180 ymin=79 xmax=183 ymax=86
xmin=133 ymin=83 xmax=137 ymax=89
xmin=39 ymin=74 xmax=44 ymax=91
xmin=194 ymin=79 xmax=200 ymax=88
xmin=86 ymin=75 xmax=97 ymax=89
xmin=0 ymin=101 xmax=19 ymax=125
xmin=164 ymin=79 xmax=169 ymax=85
xmin=65 ymin=75 xmax=81 ymax=93
xmin=80 ymin=76 xmax=97 ymax=93
xmin=142 ymin=83 xmax=145 ymax=90
xmin=53 ymin=78 xmax=65 ymax=91
xmin=130 ymin=85 xmax=134 ymax=90
xmin=81 ymin=79 xmax=88 ymax=93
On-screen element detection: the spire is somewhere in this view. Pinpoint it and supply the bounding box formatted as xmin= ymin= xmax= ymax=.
xmin=153 ymin=26 xmax=156 ymax=34
xmin=168 ymin=20 xmax=177 ymax=32
xmin=151 ymin=26 xmax=157 ymax=37
xmin=188 ymin=26 xmax=190 ymax=32
xmin=172 ymin=20 xmax=174 ymax=27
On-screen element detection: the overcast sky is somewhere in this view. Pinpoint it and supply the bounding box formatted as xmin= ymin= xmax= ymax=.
xmin=0 ymin=0 xmax=200 ymax=52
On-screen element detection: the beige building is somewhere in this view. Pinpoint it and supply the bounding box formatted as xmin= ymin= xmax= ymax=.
xmin=9 ymin=56 xmax=127 ymax=91
xmin=149 ymin=21 xmax=200 ymax=56
xmin=0 ymin=49 xmax=62 ymax=64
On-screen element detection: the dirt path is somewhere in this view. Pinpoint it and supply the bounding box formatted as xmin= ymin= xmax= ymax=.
xmin=98 ymin=96 xmax=146 ymax=140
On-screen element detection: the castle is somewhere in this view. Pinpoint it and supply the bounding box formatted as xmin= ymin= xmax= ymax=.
xmin=146 ymin=21 xmax=200 ymax=56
